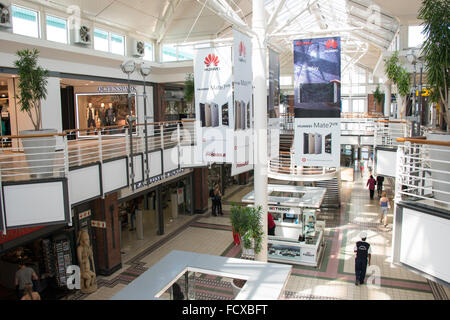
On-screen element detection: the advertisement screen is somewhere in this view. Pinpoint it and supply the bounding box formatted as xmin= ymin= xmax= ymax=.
xmin=293 ymin=37 xmax=341 ymax=118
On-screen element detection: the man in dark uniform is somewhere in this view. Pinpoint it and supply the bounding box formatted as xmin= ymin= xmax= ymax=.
xmin=354 ymin=231 xmax=371 ymax=285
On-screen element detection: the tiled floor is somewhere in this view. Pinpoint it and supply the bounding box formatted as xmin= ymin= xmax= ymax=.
xmin=66 ymin=173 xmax=448 ymax=300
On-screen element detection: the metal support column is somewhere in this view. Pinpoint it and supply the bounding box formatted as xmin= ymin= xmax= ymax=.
xmin=156 ymin=185 xmax=164 ymax=235
xmin=252 ymin=0 xmax=268 ymax=262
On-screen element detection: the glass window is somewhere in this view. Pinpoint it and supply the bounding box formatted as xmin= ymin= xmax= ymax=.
xmin=352 ymin=99 xmax=365 ymax=113
xmin=144 ymin=42 xmax=153 ymax=61
xmin=408 ymin=25 xmax=426 ymax=48
xmin=178 ymin=45 xmax=194 ymax=61
xmin=342 ymin=99 xmax=349 ymax=113
xmin=110 ymin=33 xmax=125 ymax=55
xmin=280 ymin=76 xmax=292 ymax=86
xmin=46 ymin=15 xmax=67 ymax=44
xmin=94 ymin=28 xmax=109 ymax=52
xmin=11 ymin=5 xmax=39 ymax=38
xmin=162 ymin=44 xmax=177 ymax=62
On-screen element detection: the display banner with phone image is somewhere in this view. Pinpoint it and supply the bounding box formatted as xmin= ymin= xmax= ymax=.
xmin=194 ymin=46 xmax=233 ymax=163
xmin=293 ymin=37 xmax=341 ymax=118
xmin=268 ymin=48 xmax=280 ymax=118
xmin=293 ymin=118 xmax=340 ymax=167
xmin=230 ymin=29 xmax=254 ymax=176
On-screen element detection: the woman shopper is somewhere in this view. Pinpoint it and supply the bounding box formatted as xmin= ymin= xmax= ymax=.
xmin=21 ymin=283 xmax=40 ymax=300
xmin=379 ymin=192 xmax=390 ymax=227
xmin=214 ymin=184 xmax=223 ymax=216
xmin=366 ymin=175 xmax=376 ymax=200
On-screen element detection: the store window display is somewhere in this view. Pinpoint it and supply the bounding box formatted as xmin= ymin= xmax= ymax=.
xmin=76 ymin=93 xmax=135 ymax=136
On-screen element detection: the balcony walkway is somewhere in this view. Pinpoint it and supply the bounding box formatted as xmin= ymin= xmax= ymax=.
xmin=64 ymin=171 xmax=449 ymax=300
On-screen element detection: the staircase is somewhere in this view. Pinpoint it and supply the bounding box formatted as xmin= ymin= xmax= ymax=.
xmin=314 ymin=177 xmax=341 ymax=208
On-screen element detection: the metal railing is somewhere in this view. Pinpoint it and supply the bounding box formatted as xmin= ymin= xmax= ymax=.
xmin=395 ymin=137 xmax=450 ymax=209
xmin=0 ymin=119 xmax=196 ymax=183
xmin=374 ymin=120 xmax=411 ymax=147
xmin=340 ymin=117 xmax=381 ymax=136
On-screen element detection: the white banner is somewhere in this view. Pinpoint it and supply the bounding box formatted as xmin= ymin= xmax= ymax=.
xmin=194 ymin=46 xmax=233 ymax=163
xmin=268 ymin=118 xmax=280 ymax=160
xmin=293 ymin=118 xmax=340 ymax=167
xmin=231 ymin=29 xmax=254 ymax=176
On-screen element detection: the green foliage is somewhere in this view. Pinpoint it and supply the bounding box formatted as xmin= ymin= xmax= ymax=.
xmin=384 ymin=51 xmax=410 ymax=98
xmin=418 ymin=0 xmax=449 ymax=106
xmin=230 ymin=204 xmax=263 ymax=254
xmin=184 ymin=73 xmax=194 ymax=103
xmin=372 ymin=85 xmax=385 ymax=106
xmin=13 ymin=49 xmax=49 ymax=131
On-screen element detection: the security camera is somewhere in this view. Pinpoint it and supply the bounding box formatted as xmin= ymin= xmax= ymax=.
xmin=139 ymin=61 xmax=152 ymax=77
xmin=120 ymin=60 xmax=136 ymax=74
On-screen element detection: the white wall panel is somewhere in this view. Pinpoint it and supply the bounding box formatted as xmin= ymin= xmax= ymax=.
xmin=149 ymin=150 xmax=162 ymax=177
xmin=68 ymin=165 xmax=101 ymax=205
xmin=133 ymin=154 xmax=143 ymax=182
xmin=3 ymin=181 xmax=66 ymax=227
xmin=376 ymin=149 xmax=397 ymax=177
xmin=180 ymin=145 xmax=204 ymax=168
xmin=360 ymin=136 xmax=374 ymax=145
xmin=102 ymin=158 xmax=128 ymax=193
xmin=400 ymin=208 xmax=450 ymax=283
xmin=163 ymin=147 xmax=179 ymax=173
xmin=340 ymin=135 xmax=359 ymax=145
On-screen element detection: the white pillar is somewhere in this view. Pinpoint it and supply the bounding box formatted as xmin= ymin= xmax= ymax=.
xmin=252 ymin=0 xmax=268 ymax=262
xmin=384 ymin=82 xmax=391 ymax=118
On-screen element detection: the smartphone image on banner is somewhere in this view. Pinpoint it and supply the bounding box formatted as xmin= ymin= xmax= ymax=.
xmin=235 ymin=101 xmax=242 ymax=131
xmin=200 ymin=103 xmax=206 ymax=127
xmin=205 ymin=103 xmax=211 ymax=127
xmin=325 ymin=133 xmax=332 ymax=154
xmin=241 ymin=100 xmax=246 ymax=130
xmin=315 ymin=134 xmax=322 ymax=154
xmin=222 ymin=103 xmax=229 ymax=126
xmin=308 ymin=133 xmax=315 ymax=154
xmin=303 ymin=132 xmax=309 ymax=154
xmin=246 ymin=102 xmax=251 ymax=129
xmin=211 ymin=102 xmax=219 ymax=127
xmin=234 ymin=101 xmax=239 ymax=130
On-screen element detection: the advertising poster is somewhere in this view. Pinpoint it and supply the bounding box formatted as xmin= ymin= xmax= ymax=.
xmin=268 ymin=48 xmax=280 ymax=118
xmin=268 ymin=118 xmax=280 ymax=160
xmin=293 ymin=37 xmax=341 ymax=168
xmin=231 ymin=29 xmax=254 ymax=176
xmin=194 ymin=46 xmax=233 ymax=163
xmin=293 ymin=37 xmax=341 ymax=118
xmin=293 ymin=118 xmax=340 ymax=167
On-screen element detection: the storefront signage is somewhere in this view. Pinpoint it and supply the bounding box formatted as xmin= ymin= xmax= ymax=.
xmin=133 ymin=168 xmax=186 ymax=190
xmin=97 ymin=86 xmax=136 ymax=93
xmin=268 ymin=206 xmax=300 ymax=215
xmin=91 ymin=220 xmax=106 ymax=229
xmin=78 ymin=210 xmax=91 ymax=220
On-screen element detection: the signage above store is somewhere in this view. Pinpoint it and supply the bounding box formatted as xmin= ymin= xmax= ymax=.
xmin=78 ymin=210 xmax=91 ymax=220
xmin=91 ymin=220 xmax=106 ymax=229
xmin=133 ymin=168 xmax=186 ymax=190
xmin=97 ymin=86 xmax=136 ymax=93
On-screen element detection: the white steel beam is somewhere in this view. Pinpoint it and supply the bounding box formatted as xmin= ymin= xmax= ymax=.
xmin=267 ymin=0 xmax=288 ymax=32
xmin=156 ymin=0 xmax=182 ymax=44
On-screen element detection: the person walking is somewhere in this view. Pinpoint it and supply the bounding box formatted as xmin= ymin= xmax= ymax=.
xmin=213 ymin=184 xmax=223 ymax=216
xmin=21 ymin=283 xmax=40 ymax=300
xmin=354 ymin=232 xmax=372 ymax=286
xmin=15 ymin=260 xmax=38 ymax=299
xmin=379 ymin=191 xmax=390 ymax=227
xmin=366 ymin=175 xmax=376 ymax=200
xmin=268 ymin=212 xmax=276 ymax=236
xmin=359 ymin=161 xmax=364 ymax=178
xmin=210 ymin=186 xmax=216 ymax=216
xmin=376 ymin=175 xmax=385 ymax=197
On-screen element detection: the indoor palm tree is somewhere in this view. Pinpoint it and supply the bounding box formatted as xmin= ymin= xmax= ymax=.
xmin=14 ymin=48 xmax=49 ymax=131
xmin=418 ymin=0 xmax=449 ymax=130
xmin=384 ymin=51 xmax=411 ymax=119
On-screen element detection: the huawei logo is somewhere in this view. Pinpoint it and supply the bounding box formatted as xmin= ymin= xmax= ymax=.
xmin=301 ymin=157 xmax=307 ymax=163
xmin=204 ymin=54 xmax=219 ymax=67
xmin=239 ymin=41 xmax=246 ymax=57
xmin=325 ymin=39 xmax=338 ymax=49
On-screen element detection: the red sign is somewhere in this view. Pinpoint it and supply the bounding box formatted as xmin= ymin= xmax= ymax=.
xmin=0 ymin=226 xmax=46 ymax=245
xmin=204 ymin=54 xmax=219 ymax=67
xmin=325 ymin=39 xmax=338 ymax=49
xmin=239 ymin=41 xmax=246 ymax=58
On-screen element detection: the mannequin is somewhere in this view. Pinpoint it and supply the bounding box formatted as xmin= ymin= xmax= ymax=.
xmin=77 ymin=230 xmax=97 ymax=293
xmin=99 ymin=103 xmax=107 ymax=127
xmin=86 ymin=103 xmax=97 ymax=134
xmin=105 ymin=103 xmax=116 ymax=127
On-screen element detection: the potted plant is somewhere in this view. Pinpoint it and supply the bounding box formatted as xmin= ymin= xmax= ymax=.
xmin=184 ymin=73 xmax=194 ymax=117
xmin=14 ymin=49 xmax=55 ymax=177
xmin=372 ymin=85 xmax=385 ymax=113
xmin=230 ymin=204 xmax=263 ymax=259
xmin=384 ymin=51 xmax=411 ymax=119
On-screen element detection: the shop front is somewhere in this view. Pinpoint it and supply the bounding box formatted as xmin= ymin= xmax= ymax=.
xmin=0 ymin=224 xmax=76 ymax=300
xmin=242 ymin=184 xmax=327 ymax=267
